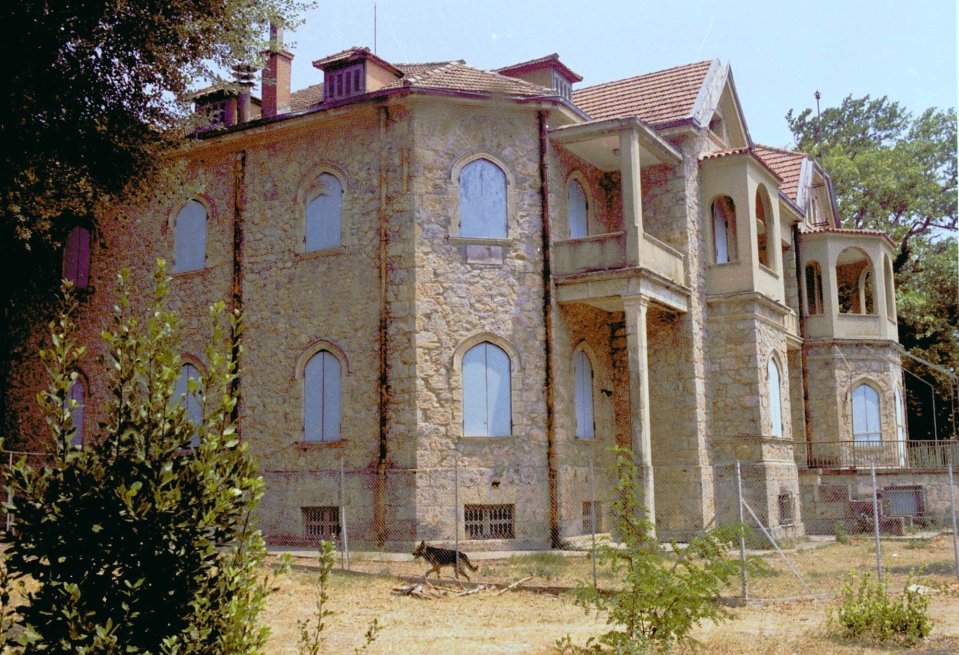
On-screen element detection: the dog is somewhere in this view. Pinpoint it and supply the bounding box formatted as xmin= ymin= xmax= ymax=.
xmin=412 ymin=541 xmax=479 ymax=581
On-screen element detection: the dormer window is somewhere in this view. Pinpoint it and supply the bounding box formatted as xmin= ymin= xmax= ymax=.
xmin=325 ymin=63 xmax=365 ymax=101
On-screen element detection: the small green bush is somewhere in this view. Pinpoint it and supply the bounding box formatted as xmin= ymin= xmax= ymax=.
xmin=833 ymin=521 xmax=851 ymax=545
xmin=516 ymin=552 xmax=568 ymax=580
xmin=829 ymin=571 xmax=932 ymax=646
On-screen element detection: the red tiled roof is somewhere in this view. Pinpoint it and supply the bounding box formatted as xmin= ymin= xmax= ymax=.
xmin=394 ymin=61 xmax=458 ymax=76
xmin=384 ymin=61 xmax=551 ymax=96
xmin=752 ymin=144 xmax=807 ymax=202
xmin=290 ymin=83 xmax=324 ymax=112
xmin=572 ymin=60 xmax=714 ymax=126
xmin=699 ymin=146 xmax=783 ymax=182
xmin=802 ymin=226 xmax=896 ymax=247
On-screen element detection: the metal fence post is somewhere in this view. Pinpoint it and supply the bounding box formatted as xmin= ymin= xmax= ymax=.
xmin=589 ymin=455 xmax=598 ymax=590
xmin=339 ymin=461 xmax=350 ymax=571
xmin=736 ymin=461 xmax=748 ymax=601
xmin=948 ymin=464 xmax=959 ymax=580
xmin=454 ymin=453 xmax=460 ymax=581
xmin=870 ymin=464 xmax=883 ymax=582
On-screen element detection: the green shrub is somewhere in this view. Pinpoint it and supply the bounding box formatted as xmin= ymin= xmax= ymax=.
xmin=833 ymin=521 xmax=851 ymax=545
xmin=516 ymin=552 xmax=568 ymax=580
xmin=3 ymin=267 xmax=269 ymax=653
xmin=829 ymin=571 xmax=932 ymax=645
xmin=568 ymin=447 xmax=743 ymax=654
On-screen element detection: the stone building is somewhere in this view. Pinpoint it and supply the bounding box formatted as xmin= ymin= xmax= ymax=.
xmin=3 ymin=29 xmax=909 ymax=549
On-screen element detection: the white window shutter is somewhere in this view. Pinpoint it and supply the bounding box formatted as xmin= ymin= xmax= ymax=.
xmin=174 ymin=201 xmax=207 ymax=273
xmin=305 ymin=173 xmax=343 ymax=251
xmin=459 ymin=159 xmax=507 ymax=238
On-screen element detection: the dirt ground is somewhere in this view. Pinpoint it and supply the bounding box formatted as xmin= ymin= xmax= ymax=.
xmin=262 ymin=568 xmax=959 ymax=655
xmin=264 ymin=534 xmax=959 ymax=654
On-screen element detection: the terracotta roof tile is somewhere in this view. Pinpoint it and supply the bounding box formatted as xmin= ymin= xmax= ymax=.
xmin=698 ymin=146 xmax=783 ymax=183
xmin=752 ymin=144 xmax=807 ymax=202
xmin=572 ymin=60 xmax=714 ymax=126
xmin=495 ymin=53 xmax=582 ymax=82
xmin=395 ymin=61 xmax=459 ymax=76
xmin=802 ymin=226 xmax=895 ymax=247
xmin=383 ymin=61 xmax=551 ymax=96
xmin=289 ymin=83 xmax=324 ymax=112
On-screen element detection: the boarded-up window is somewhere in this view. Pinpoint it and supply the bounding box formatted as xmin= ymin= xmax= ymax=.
xmin=711 ymin=196 xmax=736 ymax=264
xmin=305 ymin=173 xmax=343 ymax=251
xmin=173 ymin=200 xmax=207 ymax=273
xmin=175 ymin=363 xmax=203 ymax=447
xmin=852 ymin=384 xmax=881 ymax=443
xmin=459 ymin=159 xmax=507 ymax=238
xmin=62 ymin=226 xmax=91 ymax=289
xmin=574 ymin=350 xmax=594 ymax=438
xmin=462 ymin=342 xmax=511 ymax=436
xmin=302 ymin=506 xmax=341 ymax=540
xmin=304 ymin=351 xmax=341 ymax=441
xmin=767 ymin=357 xmax=783 ymax=437
xmin=66 ymin=378 xmax=86 ymax=447
xmin=464 ymin=504 xmax=514 ymax=539
xmin=567 ymin=179 xmax=588 ymax=239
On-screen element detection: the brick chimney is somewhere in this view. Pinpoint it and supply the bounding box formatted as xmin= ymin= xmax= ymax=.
xmin=262 ymin=22 xmax=293 ymax=118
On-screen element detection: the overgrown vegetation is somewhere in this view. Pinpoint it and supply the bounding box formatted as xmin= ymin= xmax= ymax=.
xmin=829 ymin=571 xmax=932 ymax=646
xmin=2 ymin=264 xmax=271 ymax=653
xmin=560 ymin=447 xmax=744 ymax=654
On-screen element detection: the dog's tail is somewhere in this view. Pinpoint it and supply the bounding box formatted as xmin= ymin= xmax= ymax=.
xmin=465 ymin=556 xmax=479 ymax=572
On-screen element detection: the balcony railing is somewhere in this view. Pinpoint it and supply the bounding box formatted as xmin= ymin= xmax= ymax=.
xmin=800 ymin=439 xmax=959 ymax=470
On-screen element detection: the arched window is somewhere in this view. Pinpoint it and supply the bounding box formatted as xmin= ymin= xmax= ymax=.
xmin=567 ymin=178 xmax=588 ymax=239
xmin=462 ymin=342 xmax=511 ymax=436
xmin=573 ymin=350 xmax=594 ymax=438
xmin=173 ymin=200 xmax=207 ymax=273
xmin=66 ymin=377 xmax=86 ymax=446
xmin=304 ymin=350 xmax=341 ymax=441
xmin=305 ymin=173 xmax=343 ymax=251
xmin=836 ymin=247 xmax=873 ymax=314
xmin=175 ymin=363 xmax=203 ymax=446
xmin=459 ymin=158 xmax=507 ymax=238
xmin=755 ymin=188 xmax=769 ymax=268
xmin=805 ymin=261 xmax=824 ymax=315
xmin=884 ymin=257 xmax=895 ymax=320
xmin=62 ymin=226 xmax=91 ymax=289
xmin=711 ymin=196 xmax=737 ymax=264
xmin=852 ymin=384 xmax=881 ymax=443
xmin=767 ymin=357 xmax=783 ymax=437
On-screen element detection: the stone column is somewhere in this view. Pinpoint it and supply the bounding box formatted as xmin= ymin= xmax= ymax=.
xmin=624 ymin=295 xmax=655 ymax=536
xmin=619 ymin=129 xmax=644 ymax=265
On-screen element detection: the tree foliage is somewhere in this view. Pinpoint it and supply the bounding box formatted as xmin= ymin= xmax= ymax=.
xmin=786 ymin=95 xmax=957 ymax=261
xmin=0 ymin=0 xmax=309 ymax=247
xmin=2 ymin=264 xmax=270 ymax=653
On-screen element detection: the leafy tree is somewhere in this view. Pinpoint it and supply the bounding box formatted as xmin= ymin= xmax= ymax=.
xmin=564 ymin=447 xmax=743 ymax=654
xmin=0 ymin=0 xmax=311 ymax=439
xmin=787 ymin=96 xmax=958 ymax=440
xmin=2 ymin=264 xmax=270 ymax=654
xmin=786 ymin=95 xmax=956 ymax=262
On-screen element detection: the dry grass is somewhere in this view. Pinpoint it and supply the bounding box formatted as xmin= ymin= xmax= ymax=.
xmin=264 ymin=534 xmax=959 ymax=654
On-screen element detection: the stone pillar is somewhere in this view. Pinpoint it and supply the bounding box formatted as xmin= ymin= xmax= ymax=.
xmin=624 ymin=295 xmax=655 ymax=535
xmin=619 ymin=129 xmax=643 ymax=265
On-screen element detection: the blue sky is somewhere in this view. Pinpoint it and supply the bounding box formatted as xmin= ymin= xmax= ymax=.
xmin=282 ymin=0 xmax=957 ymax=148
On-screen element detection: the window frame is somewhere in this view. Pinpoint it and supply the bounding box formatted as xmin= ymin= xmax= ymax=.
xmin=804 ymin=260 xmax=824 ymax=315
xmin=450 ymin=153 xmax=513 ymax=241
xmin=566 ymin=174 xmax=590 ymax=240
xmin=303 ymin=350 xmax=343 ymax=443
xmin=304 ymin=172 xmax=344 ymax=252
xmin=462 ymin=341 xmax=512 ymax=437
xmin=573 ymin=349 xmax=595 ymax=439
xmin=766 ymin=355 xmax=784 ymax=437
xmin=172 ymin=199 xmax=209 ymax=274
xmin=710 ymin=196 xmax=737 ymax=264
xmin=851 ymin=383 xmax=882 ymax=443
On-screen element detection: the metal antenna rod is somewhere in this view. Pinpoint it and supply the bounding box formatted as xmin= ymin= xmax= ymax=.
xmin=814 ymin=90 xmax=822 ymax=160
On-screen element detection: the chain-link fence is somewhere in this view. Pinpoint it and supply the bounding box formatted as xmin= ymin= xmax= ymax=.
xmin=3 ymin=448 xmax=957 ymax=602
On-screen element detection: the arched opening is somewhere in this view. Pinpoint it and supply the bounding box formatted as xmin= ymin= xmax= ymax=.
xmin=62 ymin=226 xmax=91 ymax=288
xmin=573 ymin=349 xmax=594 ymax=438
xmin=304 ymin=350 xmax=342 ymax=442
xmin=459 ymin=158 xmax=507 ymax=238
xmin=463 ymin=341 xmax=511 ymax=436
xmin=567 ymin=178 xmax=588 ymax=239
xmin=711 ymin=196 xmax=737 ymax=264
xmin=836 ymin=247 xmax=875 ymax=314
xmin=305 ymin=173 xmax=343 ymax=251
xmin=175 ymin=363 xmax=203 ymax=446
xmin=804 ymin=260 xmax=824 ymax=315
xmin=755 ymin=187 xmax=770 ymax=268
xmin=173 ymin=200 xmax=208 ymax=273
xmin=767 ymin=357 xmax=783 ymax=437
xmin=884 ymin=256 xmax=896 ymax=320
xmin=852 ymin=384 xmax=881 ymax=443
